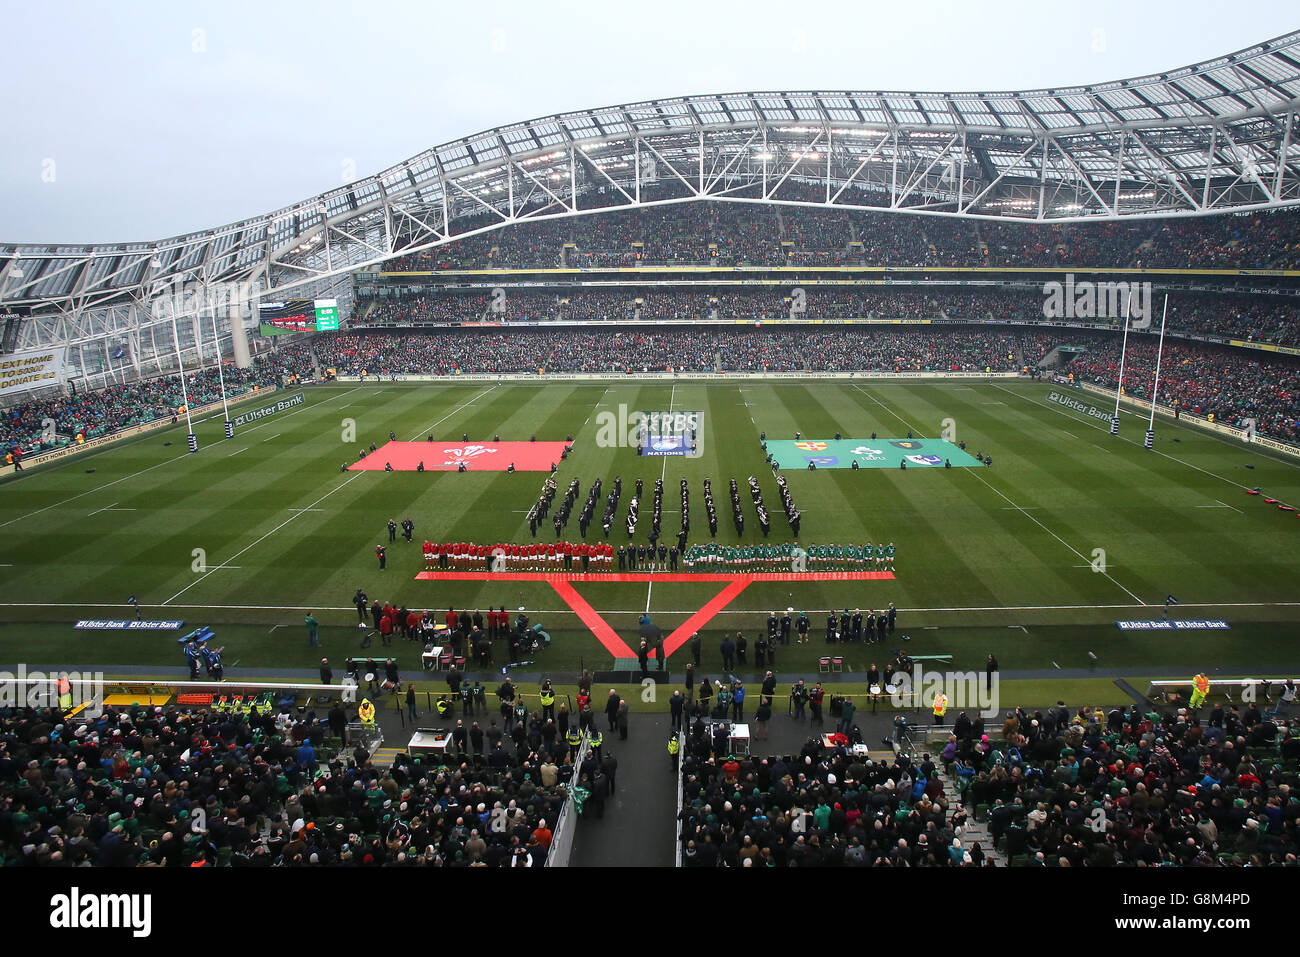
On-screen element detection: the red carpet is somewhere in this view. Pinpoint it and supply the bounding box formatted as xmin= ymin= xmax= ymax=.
xmin=349 ymin=440 xmax=570 ymax=472
xmin=414 ymin=570 xmax=895 ymax=582
xmin=549 ymin=579 xmax=632 ymax=657
xmin=415 ymin=569 xmax=895 ymax=660
xmin=662 ymin=578 xmax=753 ymax=655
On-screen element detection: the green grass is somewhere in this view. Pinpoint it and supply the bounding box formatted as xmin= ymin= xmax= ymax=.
xmin=2 ymin=378 xmax=1297 ymax=689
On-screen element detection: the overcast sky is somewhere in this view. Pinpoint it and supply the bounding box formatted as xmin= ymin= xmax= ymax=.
xmin=2 ymin=0 xmax=1296 ymax=244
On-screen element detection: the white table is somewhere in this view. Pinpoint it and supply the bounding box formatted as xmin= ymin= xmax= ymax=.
xmin=729 ymin=723 xmax=750 ymax=756
xmin=421 ymin=646 xmax=445 ymax=671
xmin=407 ymin=728 xmax=454 ymax=755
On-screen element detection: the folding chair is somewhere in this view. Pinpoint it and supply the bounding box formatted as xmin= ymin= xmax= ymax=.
xmin=818 ymin=657 xmax=831 ymax=673
xmin=439 ymin=654 xmax=452 ymax=670
xmin=832 ymin=657 xmax=844 ymax=673
xmin=453 ymin=656 xmax=467 ymax=669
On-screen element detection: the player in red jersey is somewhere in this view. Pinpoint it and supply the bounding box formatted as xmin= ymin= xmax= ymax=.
xmin=423 ymin=540 xmax=435 ymax=570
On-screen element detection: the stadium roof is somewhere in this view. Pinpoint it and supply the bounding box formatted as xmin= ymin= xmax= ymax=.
xmin=3 ymin=30 xmax=1300 ymax=333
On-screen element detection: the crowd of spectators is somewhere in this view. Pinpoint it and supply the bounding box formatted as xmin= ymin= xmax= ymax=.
xmin=679 ymin=697 xmax=1300 ymax=866
xmin=381 ymin=189 xmax=1300 ymax=271
xmin=0 ymin=357 xmax=297 ymax=456
xmin=355 ymin=286 xmax=1298 ymax=347
xmin=678 ymin=731 xmax=981 ymax=866
xmin=310 ymin=328 xmax=1045 ymax=375
xmin=949 ymin=701 xmax=1300 ymax=866
xmin=7 ymin=316 xmax=1298 ymax=455
xmin=1066 ymin=337 xmax=1300 ymax=444
xmin=0 ymin=701 xmax=576 ymax=867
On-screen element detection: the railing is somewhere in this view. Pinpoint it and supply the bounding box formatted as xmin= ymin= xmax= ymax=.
xmin=2 ymin=675 xmax=361 ymax=710
xmin=545 ymin=731 xmax=589 ymax=868
xmin=674 ymin=730 xmax=685 ymax=868
xmin=1146 ymin=677 xmax=1297 ymax=702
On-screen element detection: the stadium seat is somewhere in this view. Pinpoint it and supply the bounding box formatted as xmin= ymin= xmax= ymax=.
xmin=831 ymin=657 xmax=843 ymax=673
xmin=818 ymin=657 xmax=830 ymax=673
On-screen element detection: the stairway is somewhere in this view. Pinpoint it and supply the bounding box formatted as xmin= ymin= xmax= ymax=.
xmin=371 ymin=745 xmax=405 ymax=767
xmin=933 ymin=762 xmax=1005 ymax=865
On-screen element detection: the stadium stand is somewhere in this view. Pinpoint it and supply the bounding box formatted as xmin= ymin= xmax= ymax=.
xmin=354 ymin=286 xmax=1300 ymax=347
xmin=0 ymin=357 xmax=292 ymax=456
xmin=0 ymin=702 xmax=583 ymax=867
xmin=6 ymin=324 xmax=1298 ymax=454
xmin=380 ymin=191 xmax=1300 ymax=271
xmin=677 ymin=701 xmax=1300 ymax=866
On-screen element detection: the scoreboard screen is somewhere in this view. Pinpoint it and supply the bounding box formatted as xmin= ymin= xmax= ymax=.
xmin=259 ymin=299 xmax=339 ymax=335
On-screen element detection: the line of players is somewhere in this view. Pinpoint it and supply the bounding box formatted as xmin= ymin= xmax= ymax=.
xmin=421 ymin=538 xmax=895 ymax=572
xmin=424 ymin=540 xmax=615 ymax=572
xmin=684 ymin=541 xmax=896 ymax=571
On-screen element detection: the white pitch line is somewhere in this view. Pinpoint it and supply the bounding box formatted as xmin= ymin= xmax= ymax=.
xmin=991 ymin=381 xmax=1297 ymax=486
xmin=850 ymin=381 xmax=1145 ymax=604
xmin=236 ymin=385 xmax=362 ymax=439
xmin=160 ymin=470 xmax=368 ymax=606
xmin=1092 ymin=444 xmax=1113 ymax=454
xmin=406 ymin=387 xmax=496 ymax=441
xmin=0 ymin=385 xmax=363 ymax=531
xmin=851 ymin=383 xmax=923 ymax=436
xmin=0 ymin=454 xmax=189 ymax=529
xmin=227 ymin=447 xmax=248 ymax=457
xmin=1216 ymin=499 xmax=1243 ymax=513
xmin=262 ymin=434 xmax=280 ymax=442
xmin=5 ymin=600 xmax=1300 ymax=614
xmin=968 ymin=466 xmax=1146 ymax=605
xmin=88 ymin=502 xmax=118 ymax=517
